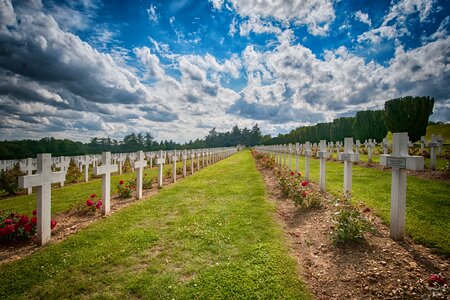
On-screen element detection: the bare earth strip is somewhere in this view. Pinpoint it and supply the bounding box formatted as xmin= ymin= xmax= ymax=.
xmin=255 ymin=161 xmax=449 ymax=299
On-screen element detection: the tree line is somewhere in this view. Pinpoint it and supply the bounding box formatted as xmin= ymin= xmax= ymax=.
xmin=265 ymin=96 xmax=435 ymax=145
xmin=0 ymin=125 xmax=265 ymax=160
xmin=0 ymin=96 xmax=436 ymax=159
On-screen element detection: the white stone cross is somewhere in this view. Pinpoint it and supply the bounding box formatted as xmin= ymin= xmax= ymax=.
xmin=382 ymin=138 xmax=390 ymax=155
xmin=428 ymin=134 xmax=438 ymax=170
xmin=20 ymin=158 xmax=37 ymax=195
xmin=295 ymin=143 xmax=300 ymax=174
xmin=54 ymin=157 xmax=69 ymax=187
xmin=93 ymin=152 xmax=118 ymax=215
xmin=201 ymin=150 xmax=205 ymax=168
xmin=18 ymin=154 xmax=65 ymax=246
xmin=156 ymin=150 xmax=165 ymax=187
xmin=80 ymin=155 xmax=92 ymax=182
xmin=116 ymin=155 xmax=126 ymax=175
xmin=420 ymin=136 xmax=426 ymax=153
xmin=317 ymin=140 xmax=330 ymax=192
xmin=341 ymin=138 xmax=360 ymax=198
xmin=436 ymin=134 xmax=444 ymax=157
xmin=380 ymin=132 xmax=424 ymax=240
xmin=190 ymin=150 xmax=195 ymax=175
xmin=366 ymin=139 xmax=375 ymax=162
xmin=304 ymin=142 xmax=312 ymax=181
xmin=134 ymin=151 xmax=146 ymax=199
xmin=355 ymin=140 xmax=361 ymax=153
xmin=288 ymin=143 xmax=292 ymax=170
xmin=196 ymin=150 xmax=201 ymax=171
xmin=182 ymin=149 xmax=187 ymax=178
xmin=328 ymin=142 xmax=334 ymax=159
xmin=172 ymin=150 xmax=178 ymax=183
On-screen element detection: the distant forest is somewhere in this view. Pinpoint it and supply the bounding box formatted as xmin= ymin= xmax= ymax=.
xmin=0 ymin=124 xmax=267 ymax=160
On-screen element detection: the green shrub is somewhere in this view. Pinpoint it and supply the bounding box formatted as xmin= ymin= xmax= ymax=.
xmin=66 ymin=159 xmax=81 ymax=183
xmin=331 ymin=199 xmax=372 ymax=245
xmin=0 ymin=163 xmax=24 ymax=195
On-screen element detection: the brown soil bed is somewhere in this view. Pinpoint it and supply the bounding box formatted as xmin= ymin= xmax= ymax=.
xmin=0 ymin=175 xmax=182 ymax=264
xmin=256 ymin=162 xmax=449 ymax=299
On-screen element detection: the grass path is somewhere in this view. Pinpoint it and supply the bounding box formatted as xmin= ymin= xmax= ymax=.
xmin=0 ymin=151 xmax=310 ymax=299
xmin=283 ymin=154 xmax=450 ymax=256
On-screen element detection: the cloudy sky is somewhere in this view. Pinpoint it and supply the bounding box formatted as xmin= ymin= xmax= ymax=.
xmin=0 ymin=0 xmax=449 ymax=143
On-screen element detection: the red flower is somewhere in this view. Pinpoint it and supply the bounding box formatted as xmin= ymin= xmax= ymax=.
xmin=50 ymin=219 xmax=57 ymax=229
xmin=0 ymin=227 xmax=6 ymax=237
xmin=19 ymin=215 xmax=29 ymax=225
xmin=301 ymin=181 xmax=308 ymax=187
xmin=96 ymin=200 xmax=102 ymax=209
xmin=32 ymin=209 xmax=37 ymax=216
xmin=24 ymin=223 xmax=33 ymax=233
xmin=86 ymin=199 xmax=94 ymax=206
xmin=301 ymin=191 xmax=308 ymax=198
xmin=119 ymin=180 xmax=124 ymax=185
xmin=290 ymin=171 xmax=295 ymax=176
xmin=428 ymin=274 xmax=447 ymax=287
xmin=4 ymin=218 xmax=13 ymax=225
xmin=90 ymin=193 xmax=97 ymax=198
xmin=31 ymin=217 xmax=37 ymax=225
xmin=4 ymin=224 xmax=14 ymax=234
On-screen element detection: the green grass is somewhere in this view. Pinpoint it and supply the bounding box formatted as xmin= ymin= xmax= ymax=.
xmin=0 ymin=151 xmax=310 ymax=299
xmin=425 ymin=123 xmax=450 ymax=141
xmin=0 ymin=160 xmax=194 ymax=216
xmin=284 ymin=154 xmax=450 ymax=256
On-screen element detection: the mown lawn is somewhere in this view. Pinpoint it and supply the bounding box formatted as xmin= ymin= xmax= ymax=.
xmin=284 ymin=153 xmax=450 ymax=256
xmin=0 ymin=160 xmax=194 ymax=216
xmin=0 ymin=151 xmax=310 ymax=299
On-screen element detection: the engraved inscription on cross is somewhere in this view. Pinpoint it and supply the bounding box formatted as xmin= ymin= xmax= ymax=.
xmin=93 ymin=152 xmax=118 ymax=215
xmin=18 ymin=154 xmax=65 ymax=246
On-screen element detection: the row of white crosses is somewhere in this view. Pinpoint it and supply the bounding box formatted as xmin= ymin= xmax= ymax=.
xmin=17 ymin=147 xmax=236 ymax=246
xmin=255 ymin=132 xmax=423 ymax=240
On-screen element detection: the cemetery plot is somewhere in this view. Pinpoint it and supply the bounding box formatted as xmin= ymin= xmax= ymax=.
xmin=0 ymin=151 xmax=309 ymax=299
xmin=253 ymin=151 xmax=448 ymax=299
xmin=267 ymin=150 xmax=450 ymax=256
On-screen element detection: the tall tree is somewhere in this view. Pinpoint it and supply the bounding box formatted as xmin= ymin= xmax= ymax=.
xmin=383 ymin=96 xmax=434 ymax=142
xmin=353 ymin=110 xmax=388 ymax=142
xmin=330 ymin=117 xmax=355 ymax=142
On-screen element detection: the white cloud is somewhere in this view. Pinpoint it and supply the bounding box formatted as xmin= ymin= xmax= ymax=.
xmin=354 ymin=10 xmax=371 ymax=27
xmin=147 ymin=4 xmax=158 ymax=23
xmin=209 ymin=0 xmax=225 ymax=10
xmin=134 ymin=47 xmax=165 ymax=80
xmin=228 ymin=0 xmax=335 ymax=36
xmin=239 ymin=18 xmax=282 ymax=37
xmin=358 ymin=0 xmax=436 ymax=44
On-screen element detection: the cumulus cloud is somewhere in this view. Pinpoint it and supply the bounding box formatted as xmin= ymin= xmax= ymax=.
xmin=147 ymin=4 xmax=158 ymax=23
xmin=354 ymin=11 xmax=371 ymax=27
xmin=226 ymin=0 xmax=335 ymax=36
xmin=358 ymin=0 xmax=436 ymax=44
xmin=134 ymin=46 xmax=165 ymax=80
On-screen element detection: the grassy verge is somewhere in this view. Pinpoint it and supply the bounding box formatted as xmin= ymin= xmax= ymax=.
xmin=0 ymin=160 xmax=195 ymax=216
xmin=0 ymin=151 xmax=310 ymax=299
xmin=283 ymin=154 xmax=450 ymax=256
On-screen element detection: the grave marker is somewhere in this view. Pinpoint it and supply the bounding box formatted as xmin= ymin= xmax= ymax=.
xmin=295 ymin=143 xmax=300 ymax=174
xmin=134 ymin=151 xmax=146 ymax=199
xmin=304 ymin=142 xmax=312 ymax=181
xmin=172 ymin=150 xmax=178 ymax=183
xmin=317 ymin=140 xmax=330 ymax=192
xmin=156 ymin=150 xmax=165 ymax=187
xmin=342 ymin=138 xmax=360 ymax=198
xmin=93 ymin=152 xmax=118 ymax=215
xmin=288 ymin=144 xmax=292 ymax=170
xmin=380 ymin=132 xmax=424 ymax=240
xmin=18 ymin=154 xmax=65 ymax=245
xmin=182 ymin=150 xmax=187 ymax=177
xmin=20 ymin=158 xmax=37 ymax=194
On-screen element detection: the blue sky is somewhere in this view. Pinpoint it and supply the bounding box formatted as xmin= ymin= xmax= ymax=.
xmin=0 ymin=0 xmax=449 ymax=142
